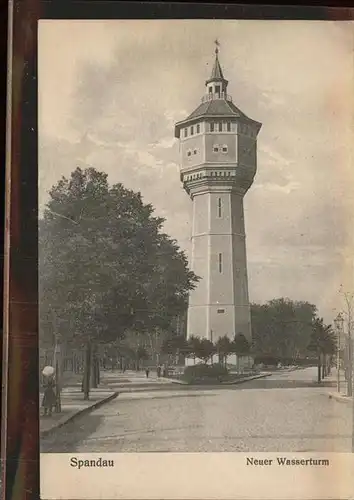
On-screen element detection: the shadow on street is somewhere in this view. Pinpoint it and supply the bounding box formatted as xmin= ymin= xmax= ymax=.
xmin=232 ymin=378 xmax=337 ymax=390
xmin=41 ymin=415 xmax=104 ymax=453
xmin=146 ymin=378 xmax=338 ymax=392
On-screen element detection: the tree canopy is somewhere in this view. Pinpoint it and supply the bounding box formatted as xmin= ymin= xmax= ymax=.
xmin=307 ymin=318 xmax=337 ymax=356
xmin=233 ymin=333 xmax=250 ymax=355
xmin=251 ymin=298 xmax=317 ymax=362
xmin=39 ymin=167 xmax=199 ymax=349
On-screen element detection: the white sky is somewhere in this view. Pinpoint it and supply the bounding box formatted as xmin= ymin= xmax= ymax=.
xmin=38 ymin=20 xmax=354 ymax=322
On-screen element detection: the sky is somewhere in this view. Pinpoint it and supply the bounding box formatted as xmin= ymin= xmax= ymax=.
xmin=38 ymin=20 xmax=354 ymax=322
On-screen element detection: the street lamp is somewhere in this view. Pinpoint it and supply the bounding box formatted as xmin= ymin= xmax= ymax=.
xmin=347 ymin=319 xmax=353 ymax=398
xmin=334 ymin=313 xmax=344 ymax=393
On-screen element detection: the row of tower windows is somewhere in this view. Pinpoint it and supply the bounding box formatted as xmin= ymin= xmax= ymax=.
xmin=210 ymin=122 xmax=232 ymax=133
xmin=183 ymin=121 xmax=233 ymax=137
xmin=184 ymin=171 xmax=234 ymax=182
xmin=183 ymin=124 xmax=201 ymax=137
xmin=186 ymin=145 xmax=228 ymax=157
xmin=209 ymin=85 xmax=222 ymax=95
xmin=213 ymin=144 xmax=228 ymax=153
xmin=183 ymin=122 xmax=256 ymax=137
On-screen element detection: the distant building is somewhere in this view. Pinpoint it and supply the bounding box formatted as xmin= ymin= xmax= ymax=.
xmin=174 ymin=43 xmax=262 ymax=362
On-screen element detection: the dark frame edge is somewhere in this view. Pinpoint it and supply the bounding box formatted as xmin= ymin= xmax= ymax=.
xmin=2 ymin=1 xmax=40 ymax=499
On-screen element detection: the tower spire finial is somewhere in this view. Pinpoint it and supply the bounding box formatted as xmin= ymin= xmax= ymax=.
xmin=214 ymin=38 xmax=220 ymax=55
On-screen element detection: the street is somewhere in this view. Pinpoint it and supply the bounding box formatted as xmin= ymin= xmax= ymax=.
xmin=41 ymin=367 xmax=352 ymax=453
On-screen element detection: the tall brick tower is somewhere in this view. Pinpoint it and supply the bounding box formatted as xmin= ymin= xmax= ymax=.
xmin=174 ymin=43 xmax=262 ymax=361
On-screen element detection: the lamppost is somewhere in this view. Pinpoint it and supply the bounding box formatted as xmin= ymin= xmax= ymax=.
xmin=334 ymin=313 xmax=344 ymax=393
xmin=340 ymin=291 xmax=353 ymax=397
xmin=347 ymin=318 xmax=353 ymax=398
xmin=53 ymin=332 xmax=62 ymax=413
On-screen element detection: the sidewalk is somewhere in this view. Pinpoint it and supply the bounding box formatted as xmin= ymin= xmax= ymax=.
xmin=40 ymin=369 xmax=179 ymax=436
xmin=40 ymin=371 xmax=122 ymax=437
xmin=323 ymin=368 xmax=353 ymax=406
xmin=40 ymin=388 xmax=118 ymax=437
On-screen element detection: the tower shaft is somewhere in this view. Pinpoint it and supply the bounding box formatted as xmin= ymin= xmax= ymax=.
xmin=188 ymin=188 xmax=251 ymax=343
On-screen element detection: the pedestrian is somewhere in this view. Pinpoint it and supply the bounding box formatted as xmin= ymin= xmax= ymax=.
xmin=145 ymin=367 xmax=150 ymax=378
xmin=42 ymin=373 xmax=56 ymax=417
xmin=157 ymin=365 xmax=161 ymax=378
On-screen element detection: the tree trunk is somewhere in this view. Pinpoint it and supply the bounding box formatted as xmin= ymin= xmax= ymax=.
xmin=83 ymin=341 xmax=92 ymax=400
xmin=236 ymin=355 xmax=240 ymax=374
xmin=97 ymin=358 xmax=100 ymax=384
xmin=91 ymin=345 xmax=97 ymax=388
xmin=91 ymin=346 xmax=100 ymax=388
xmin=317 ymin=353 xmax=321 ymax=384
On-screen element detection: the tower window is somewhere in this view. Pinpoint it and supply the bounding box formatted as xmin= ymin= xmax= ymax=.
xmin=222 ymin=145 xmax=228 ymax=153
xmin=227 ymin=122 xmax=231 ymax=132
xmin=213 ymin=145 xmax=219 ymax=153
xmin=209 ymin=87 xmax=213 ymax=93
xmin=218 ymin=122 xmax=223 ymax=132
xmin=187 ymin=150 xmax=192 ymax=157
xmin=193 ymin=149 xmax=198 ymax=155
xmin=184 ymin=128 xmax=188 ymax=137
xmin=190 ymin=126 xmax=194 ymax=135
xmin=218 ymin=198 xmax=222 ymax=218
xmin=218 ymin=253 xmax=223 ymax=273
xmin=215 ymin=85 xmax=220 ymax=96
xmin=210 ymin=122 xmax=215 ymax=132
xmin=196 ymin=124 xmax=200 ymax=133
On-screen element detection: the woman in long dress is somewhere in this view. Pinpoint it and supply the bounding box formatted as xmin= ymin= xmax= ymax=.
xmin=42 ymin=375 xmax=56 ymax=416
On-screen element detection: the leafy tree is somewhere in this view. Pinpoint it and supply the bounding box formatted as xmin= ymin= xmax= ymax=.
xmin=251 ymin=299 xmax=317 ymax=363
xmin=233 ymin=333 xmax=250 ymax=373
xmin=39 ymin=167 xmax=199 ymax=398
xmin=187 ymin=336 xmax=215 ymax=364
xmin=215 ymin=336 xmax=233 ymax=367
xmin=136 ymin=346 xmax=149 ymax=370
xmin=307 ymin=318 xmax=336 ymax=383
xmin=186 ymin=336 xmax=200 ymax=364
xmin=161 ymin=334 xmax=190 ymax=365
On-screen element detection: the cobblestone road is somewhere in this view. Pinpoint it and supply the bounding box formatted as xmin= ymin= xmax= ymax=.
xmin=41 ymin=367 xmax=352 ymax=452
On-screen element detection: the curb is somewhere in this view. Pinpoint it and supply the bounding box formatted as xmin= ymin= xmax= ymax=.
xmin=114 ymin=383 xmax=185 ymax=393
xmin=327 ymin=392 xmax=352 ymax=405
xmin=40 ymin=392 xmax=119 ymax=438
xmin=113 ymin=374 xmax=272 ymax=394
xmin=218 ymin=373 xmax=272 ymax=386
xmin=174 ymin=372 xmax=272 ymax=388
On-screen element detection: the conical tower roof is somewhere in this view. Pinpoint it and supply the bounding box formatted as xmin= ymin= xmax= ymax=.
xmin=174 ymin=40 xmax=262 ymax=138
xmin=205 ymin=42 xmax=228 ymax=85
xmin=209 ymin=51 xmax=224 ymax=80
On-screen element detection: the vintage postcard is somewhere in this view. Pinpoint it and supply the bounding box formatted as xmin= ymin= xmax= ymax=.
xmin=35 ymin=17 xmax=354 ymax=500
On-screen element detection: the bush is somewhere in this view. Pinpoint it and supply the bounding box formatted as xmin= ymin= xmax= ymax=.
xmin=182 ymin=363 xmax=229 ymax=384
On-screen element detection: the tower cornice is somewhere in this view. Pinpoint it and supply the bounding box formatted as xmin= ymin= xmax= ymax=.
xmin=175 ymin=109 xmax=262 ymax=139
